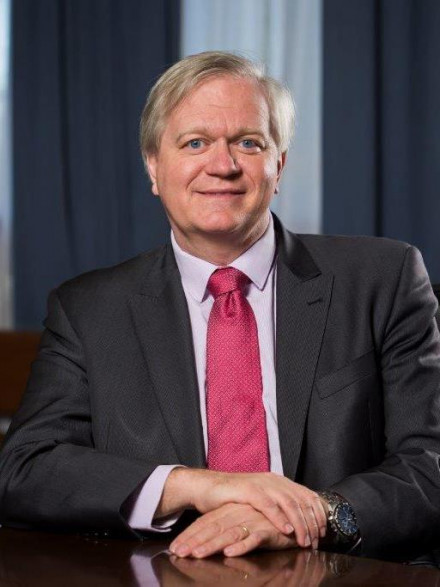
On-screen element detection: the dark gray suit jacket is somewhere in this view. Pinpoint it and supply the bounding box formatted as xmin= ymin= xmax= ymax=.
xmin=1 ymin=217 xmax=440 ymax=560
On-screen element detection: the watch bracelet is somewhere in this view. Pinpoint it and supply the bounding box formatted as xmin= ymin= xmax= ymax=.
xmin=317 ymin=491 xmax=360 ymax=549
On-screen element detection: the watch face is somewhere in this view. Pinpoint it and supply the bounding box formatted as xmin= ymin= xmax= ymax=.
xmin=334 ymin=503 xmax=358 ymax=537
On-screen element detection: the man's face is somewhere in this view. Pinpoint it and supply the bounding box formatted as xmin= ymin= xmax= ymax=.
xmin=146 ymin=75 xmax=285 ymax=252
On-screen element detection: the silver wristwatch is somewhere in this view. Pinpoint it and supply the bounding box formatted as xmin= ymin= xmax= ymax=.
xmin=318 ymin=491 xmax=360 ymax=546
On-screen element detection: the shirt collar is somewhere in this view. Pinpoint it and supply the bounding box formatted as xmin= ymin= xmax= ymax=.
xmin=171 ymin=214 xmax=277 ymax=303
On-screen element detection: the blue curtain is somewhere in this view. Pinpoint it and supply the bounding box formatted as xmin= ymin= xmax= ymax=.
xmin=12 ymin=0 xmax=180 ymax=328
xmin=323 ymin=0 xmax=440 ymax=282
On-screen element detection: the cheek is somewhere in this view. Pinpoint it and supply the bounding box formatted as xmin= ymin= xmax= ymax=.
xmin=263 ymin=156 xmax=281 ymax=178
xmin=245 ymin=154 xmax=279 ymax=181
xmin=251 ymin=159 xmax=279 ymax=193
xmin=161 ymin=161 xmax=201 ymax=189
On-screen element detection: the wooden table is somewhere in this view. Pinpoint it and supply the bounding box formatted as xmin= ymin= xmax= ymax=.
xmin=0 ymin=527 xmax=439 ymax=586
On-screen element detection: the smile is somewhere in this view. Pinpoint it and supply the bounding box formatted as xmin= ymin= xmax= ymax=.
xmin=196 ymin=190 xmax=246 ymax=196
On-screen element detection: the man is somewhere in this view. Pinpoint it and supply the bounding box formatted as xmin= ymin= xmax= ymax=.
xmin=1 ymin=51 xmax=440 ymax=562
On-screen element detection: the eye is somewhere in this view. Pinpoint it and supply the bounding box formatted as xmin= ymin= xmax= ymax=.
xmin=239 ymin=138 xmax=262 ymax=151
xmin=187 ymin=139 xmax=204 ymax=149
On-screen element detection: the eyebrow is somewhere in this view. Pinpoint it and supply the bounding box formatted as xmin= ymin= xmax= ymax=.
xmin=176 ymin=127 xmax=267 ymax=143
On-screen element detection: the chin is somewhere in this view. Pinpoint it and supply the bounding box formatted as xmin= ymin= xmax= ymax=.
xmin=197 ymin=224 xmax=240 ymax=237
xmin=195 ymin=212 xmax=244 ymax=235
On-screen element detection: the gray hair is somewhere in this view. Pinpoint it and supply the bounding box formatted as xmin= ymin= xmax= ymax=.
xmin=140 ymin=51 xmax=295 ymax=157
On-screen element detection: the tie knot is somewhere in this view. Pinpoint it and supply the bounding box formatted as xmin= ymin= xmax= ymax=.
xmin=208 ymin=267 xmax=249 ymax=299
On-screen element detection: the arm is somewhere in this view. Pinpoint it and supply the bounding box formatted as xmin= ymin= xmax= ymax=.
xmin=0 ymin=290 xmax=156 ymax=535
xmin=331 ymin=246 xmax=440 ymax=559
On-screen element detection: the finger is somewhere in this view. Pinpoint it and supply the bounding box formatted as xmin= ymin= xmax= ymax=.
xmin=170 ymin=503 xmax=252 ymax=555
xmin=223 ymin=529 xmax=295 ymax=557
xmin=191 ymin=524 xmax=252 ymax=558
xmin=170 ymin=512 xmax=212 ymax=547
xmin=224 ymin=530 xmax=269 ymax=557
xmin=170 ymin=520 xmax=223 ymax=557
xmin=314 ymin=496 xmax=328 ymax=538
xmin=301 ymin=501 xmax=321 ymax=548
xmin=311 ymin=495 xmax=328 ymax=539
xmin=238 ymin=491 xmax=293 ymax=535
xmin=281 ymin=499 xmax=311 ymax=548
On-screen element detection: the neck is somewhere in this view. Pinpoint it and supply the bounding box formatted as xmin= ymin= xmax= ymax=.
xmin=172 ymin=218 xmax=270 ymax=266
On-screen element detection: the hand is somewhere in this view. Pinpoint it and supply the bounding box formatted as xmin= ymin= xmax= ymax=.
xmin=158 ymin=469 xmax=327 ymax=549
xmin=169 ymin=503 xmax=298 ymax=558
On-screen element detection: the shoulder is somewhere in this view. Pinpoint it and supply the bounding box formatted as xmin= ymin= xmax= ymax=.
xmin=291 ymin=233 xmax=437 ymax=337
xmin=53 ymin=244 xmax=171 ymax=310
xmin=295 ymin=233 xmax=415 ymax=278
xmin=291 ymin=234 xmax=435 ymax=313
xmin=274 ymin=215 xmax=418 ymax=283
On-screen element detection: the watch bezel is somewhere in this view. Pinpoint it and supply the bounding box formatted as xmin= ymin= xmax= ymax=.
xmin=333 ymin=501 xmax=358 ymax=538
xmin=319 ymin=491 xmax=360 ymax=544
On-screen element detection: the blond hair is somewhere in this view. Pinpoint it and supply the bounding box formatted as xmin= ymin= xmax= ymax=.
xmin=140 ymin=51 xmax=295 ymax=157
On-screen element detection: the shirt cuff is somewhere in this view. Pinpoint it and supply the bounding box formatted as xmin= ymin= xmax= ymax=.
xmin=127 ymin=465 xmax=183 ymax=532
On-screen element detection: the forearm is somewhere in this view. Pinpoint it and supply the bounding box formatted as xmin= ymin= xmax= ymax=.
xmin=330 ymin=453 xmax=440 ymax=560
xmin=155 ymin=467 xmax=215 ymax=518
xmin=0 ymin=440 xmax=150 ymax=535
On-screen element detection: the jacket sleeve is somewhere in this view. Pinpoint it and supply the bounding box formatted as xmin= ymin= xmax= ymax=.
xmin=0 ymin=290 xmax=151 ymax=537
xmin=331 ymin=246 xmax=440 ymax=560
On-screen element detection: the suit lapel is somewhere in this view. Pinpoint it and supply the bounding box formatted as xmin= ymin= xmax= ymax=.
xmin=129 ymin=246 xmax=205 ymax=468
xmin=274 ymin=219 xmax=333 ymax=480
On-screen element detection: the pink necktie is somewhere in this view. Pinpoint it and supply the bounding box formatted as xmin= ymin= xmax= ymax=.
xmin=206 ymin=267 xmax=270 ymax=472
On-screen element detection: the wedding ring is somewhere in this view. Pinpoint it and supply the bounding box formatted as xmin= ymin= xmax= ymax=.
xmin=240 ymin=525 xmax=250 ymax=539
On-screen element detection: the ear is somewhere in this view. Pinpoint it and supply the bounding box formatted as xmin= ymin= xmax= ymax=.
xmin=145 ymin=152 xmax=159 ymax=196
xmin=274 ymin=151 xmax=287 ymax=194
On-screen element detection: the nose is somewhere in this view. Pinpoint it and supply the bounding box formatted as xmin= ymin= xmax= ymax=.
xmin=204 ymin=139 xmax=241 ymax=178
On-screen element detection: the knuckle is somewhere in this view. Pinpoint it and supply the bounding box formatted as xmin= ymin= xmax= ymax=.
xmin=274 ymin=532 xmax=289 ymax=548
xmin=304 ymin=505 xmax=318 ymax=523
xmin=210 ymin=521 xmax=222 ymax=534
xmin=260 ymin=496 xmax=278 ymax=510
xmin=285 ymin=497 xmax=301 ymax=512
xmin=241 ymin=479 xmax=253 ymax=492
xmin=231 ymin=527 xmax=244 ymax=542
xmin=250 ymin=530 xmax=266 ymax=546
xmin=206 ymin=522 xmax=224 ymax=536
xmin=185 ymin=537 xmax=199 ymax=549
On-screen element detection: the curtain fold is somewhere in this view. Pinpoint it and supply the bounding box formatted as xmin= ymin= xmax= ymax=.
xmin=323 ymin=0 xmax=440 ymax=282
xmin=13 ymin=0 xmax=179 ymax=328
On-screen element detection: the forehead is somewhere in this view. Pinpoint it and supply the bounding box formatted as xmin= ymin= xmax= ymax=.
xmin=163 ymin=76 xmax=271 ymax=135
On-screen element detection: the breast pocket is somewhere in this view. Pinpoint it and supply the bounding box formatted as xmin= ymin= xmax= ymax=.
xmin=316 ymin=350 xmax=377 ymax=399
xmin=310 ymin=350 xmax=383 ymax=475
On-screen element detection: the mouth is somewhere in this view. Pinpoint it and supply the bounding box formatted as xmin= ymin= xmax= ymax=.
xmin=196 ymin=189 xmax=246 ymax=197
